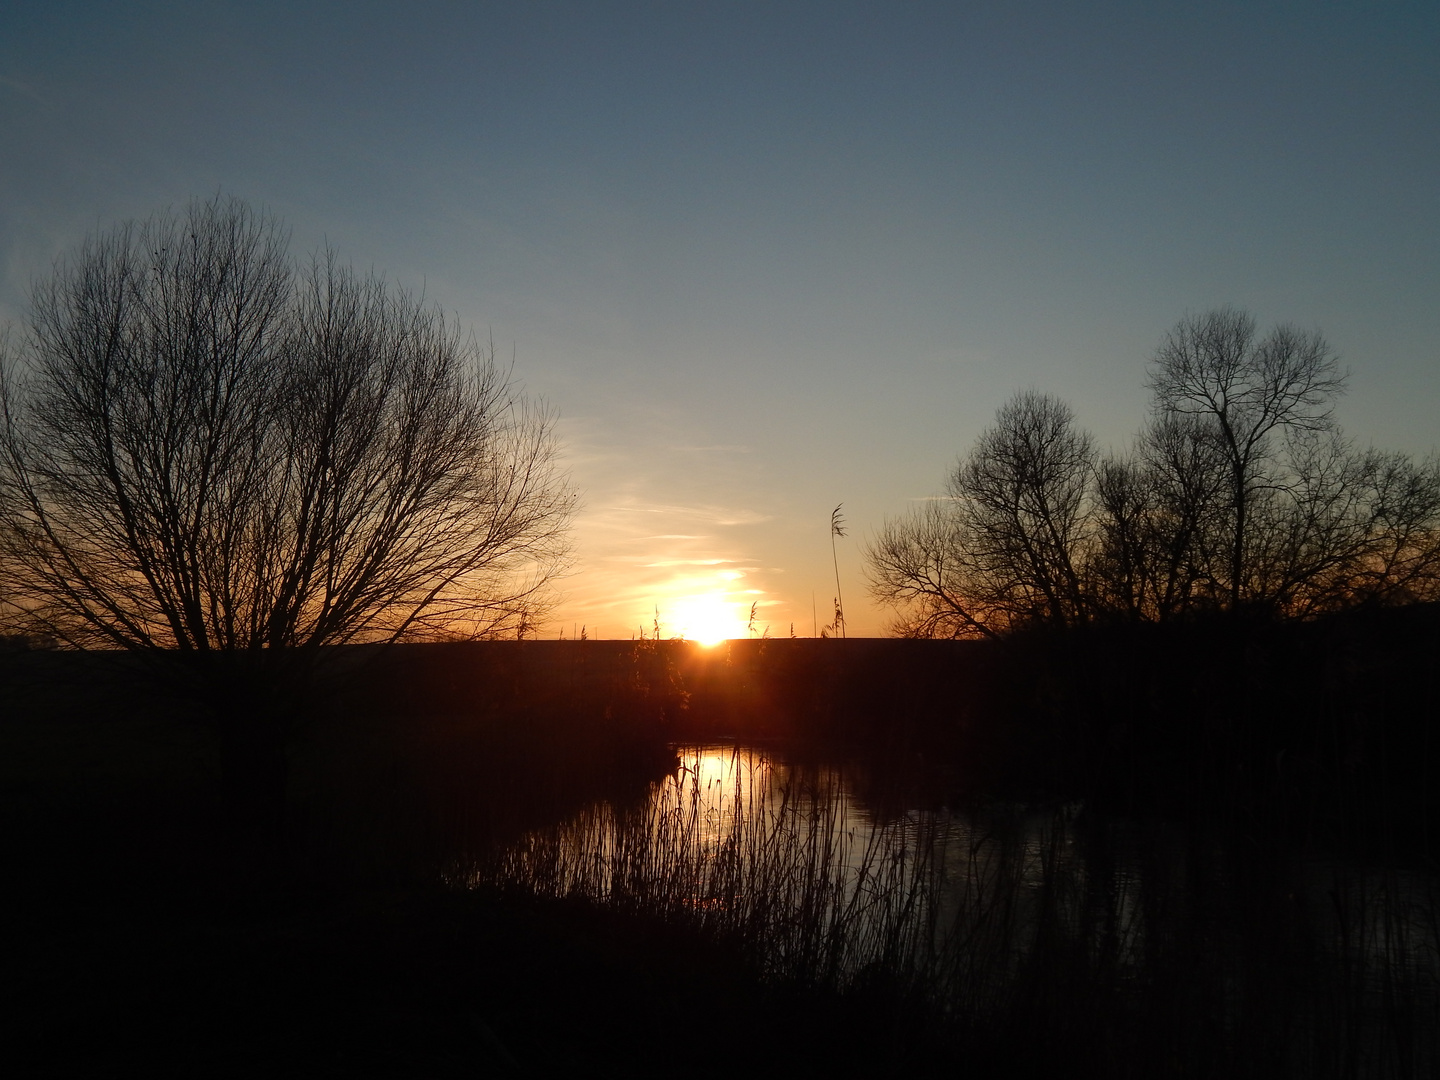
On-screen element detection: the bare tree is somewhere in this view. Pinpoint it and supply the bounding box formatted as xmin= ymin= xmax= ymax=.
xmin=1344 ymin=451 xmax=1440 ymax=606
xmin=1090 ymin=453 xmax=1154 ymax=621
xmin=0 ymin=197 xmax=573 ymax=817
xmin=866 ymin=391 xmax=1095 ymax=636
xmin=1149 ymin=307 xmax=1347 ymax=611
xmin=870 ymin=309 xmax=1436 ymax=637
xmin=1091 ymin=416 xmax=1231 ymax=621
xmin=953 ymin=391 xmax=1096 ymax=629
xmin=1253 ymin=435 xmax=1440 ymax=615
xmin=865 ymin=499 xmax=999 ymax=638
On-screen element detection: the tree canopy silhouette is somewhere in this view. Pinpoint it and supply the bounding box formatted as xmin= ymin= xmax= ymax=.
xmin=1148 ymin=306 xmax=1347 ymax=610
xmin=0 ymin=197 xmax=574 ymax=807
xmin=866 ymin=309 xmax=1440 ymax=637
xmin=867 ymin=391 xmax=1096 ymax=638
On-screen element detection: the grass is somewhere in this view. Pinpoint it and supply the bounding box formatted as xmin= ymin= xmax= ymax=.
xmin=461 ymin=748 xmax=936 ymax=988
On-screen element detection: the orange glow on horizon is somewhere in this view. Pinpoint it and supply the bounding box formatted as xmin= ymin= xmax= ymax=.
xmin=669 ymin=592 xmax=750 ymax=646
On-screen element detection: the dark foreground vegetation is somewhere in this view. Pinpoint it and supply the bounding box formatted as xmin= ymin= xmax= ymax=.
xmin=4 ymin=606 xmax=1439 ymax=1076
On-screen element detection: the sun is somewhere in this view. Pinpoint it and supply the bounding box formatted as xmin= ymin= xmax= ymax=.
xmin=670 ymin=593 xmax=746 ymax=647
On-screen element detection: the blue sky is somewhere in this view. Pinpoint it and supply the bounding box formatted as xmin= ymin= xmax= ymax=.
xmin=3 ymin=1 xmax=1437 ymax=637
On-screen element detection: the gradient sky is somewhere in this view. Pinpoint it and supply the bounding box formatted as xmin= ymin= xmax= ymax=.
xmin=3 ymin=1 xmax=1437 ymax=638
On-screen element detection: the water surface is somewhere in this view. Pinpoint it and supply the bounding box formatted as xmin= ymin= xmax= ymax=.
xmin=462 ymin=742 xmax=1440 ymax=1074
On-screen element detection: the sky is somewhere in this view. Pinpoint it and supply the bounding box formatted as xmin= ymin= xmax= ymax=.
xmin=2 ymin=0 xmax=1436 ymax=639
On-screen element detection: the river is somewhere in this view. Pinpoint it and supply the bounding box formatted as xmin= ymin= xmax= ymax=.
xmin=458 ymin=743 xmax=1440 ymax=1074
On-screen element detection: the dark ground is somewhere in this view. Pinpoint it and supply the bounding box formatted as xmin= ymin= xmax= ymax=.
xmin=7 ymin=872 xmax=919 ymax=1077
xmin=4 ymin=609 xmax=1439 ymax=1076
xmin=0 ymin=647 xmax=943 ymax=1078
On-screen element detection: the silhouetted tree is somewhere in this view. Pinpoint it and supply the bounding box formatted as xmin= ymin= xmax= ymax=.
xmin=866 ymin=498 xmax=995 ymax=638
xmin=1148 ymin=306 xmax=1347 ymax=612
xmin=958 ymin=391 xmax=1095 ymax=628
xmin=865 ymin=391 xmax=1095 ymax=637
xmin=0 ymin=196 xmax=574 ymax=824
xmin=868 ymin=310 xmax=1439 ymax=636
xmin=1090 ymin=416 xmax=1230 ymax=620
xmin=1265 ymin=437 xmax=1440 ymax=613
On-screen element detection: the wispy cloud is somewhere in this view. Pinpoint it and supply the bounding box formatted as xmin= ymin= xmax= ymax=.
xmin=552 ymin=490 xmax=778 ymax=638
xmin=538 ymin=394 xmax=795 ymax=637
xmin=601 ymin=502 xmax=772 ymax=525
xmin=638 ymin=559 xmax=734 ymax=568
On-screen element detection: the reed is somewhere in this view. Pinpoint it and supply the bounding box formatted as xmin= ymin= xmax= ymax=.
xmin=452 ymin=746 xmax=1440 ymax=1077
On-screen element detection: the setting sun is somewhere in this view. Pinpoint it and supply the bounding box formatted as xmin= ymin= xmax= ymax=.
xmin=670 ymin=593 xmax=748 ymax=646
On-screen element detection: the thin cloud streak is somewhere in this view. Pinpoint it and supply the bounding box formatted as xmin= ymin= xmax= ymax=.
xmin=557 ymin=489 xmax=779 ymax=638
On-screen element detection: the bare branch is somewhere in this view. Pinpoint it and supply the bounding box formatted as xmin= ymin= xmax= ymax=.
xmin=0 ymin=197 xmax=575 ymax=708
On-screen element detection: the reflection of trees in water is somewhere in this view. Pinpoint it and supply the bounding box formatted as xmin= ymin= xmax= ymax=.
xmin=460 ymin=745 xmax=1440 ymax=1074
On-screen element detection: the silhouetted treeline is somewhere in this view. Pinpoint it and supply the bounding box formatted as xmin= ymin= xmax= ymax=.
xmin=868 ymin=308 xmax=1440 ymax=637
